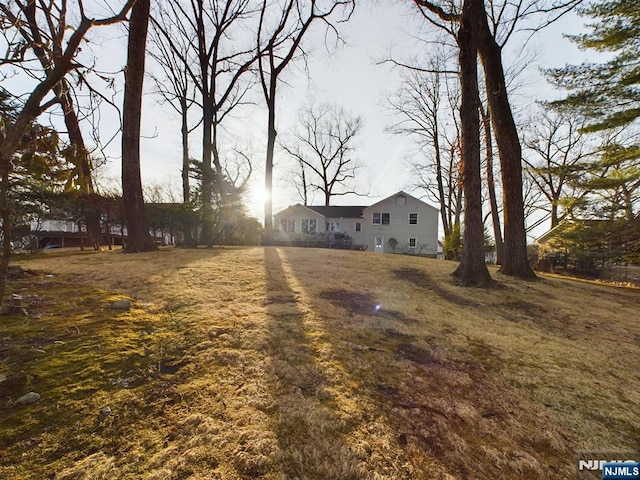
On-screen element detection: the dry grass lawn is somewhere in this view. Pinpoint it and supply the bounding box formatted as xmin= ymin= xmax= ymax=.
xmin=0 ymin=246 xmax=638 ymax=479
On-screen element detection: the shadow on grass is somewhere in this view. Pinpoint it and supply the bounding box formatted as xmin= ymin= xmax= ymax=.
xmin=263 ymin=247 xmax=366 ymax=479
xmin=392 ymin=267 xmax=483 ymax=308
xmin=275 ymin=248 xmax=577 ymax=479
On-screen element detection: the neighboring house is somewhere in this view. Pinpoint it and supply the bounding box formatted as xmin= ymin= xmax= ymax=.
xmin=18 ymin=220 xmax=169 ymax=250
xmin=273 ymin=191 xmax=439 ymax=256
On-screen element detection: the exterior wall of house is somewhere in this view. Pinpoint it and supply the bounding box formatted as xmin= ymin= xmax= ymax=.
xmin=273 ymin=206 xmax=326 ymax=240
xmin=324 ymin=217 xmax=366 ymax=245
xmin=361 ymin=192 xmax=438 ymax=255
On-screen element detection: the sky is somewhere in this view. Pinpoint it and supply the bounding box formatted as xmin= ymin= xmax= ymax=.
xmin=126 ymin=1 xmax=591 ymax=236
xmin=3 ymin=0 xmax=595 ymax=239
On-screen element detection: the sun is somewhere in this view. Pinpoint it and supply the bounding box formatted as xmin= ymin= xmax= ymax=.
xmin=247 ymin=184 xmax=270 ymax=220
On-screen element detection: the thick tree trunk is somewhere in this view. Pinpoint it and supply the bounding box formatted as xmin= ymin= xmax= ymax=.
xmin=121 ymin=0 xmax=156 ymax=253
xmin=452 ymin=0 xmax=493 ymax=287
xmin=476 ymin=12 xmax=534 ymax=278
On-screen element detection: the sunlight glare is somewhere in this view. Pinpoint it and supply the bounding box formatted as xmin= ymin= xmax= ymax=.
xmin=248 ymin=185 xmax=270 ymax=219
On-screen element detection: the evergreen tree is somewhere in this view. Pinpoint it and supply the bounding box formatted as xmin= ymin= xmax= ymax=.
xmin=548 ymin=0 xmax=640 ymax=133
xmin=547 ymin=0 xmax=639 ymax=255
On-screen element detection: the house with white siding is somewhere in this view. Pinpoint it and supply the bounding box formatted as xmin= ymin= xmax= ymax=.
xmin=273 ymin=191 xmax=439 ymax=256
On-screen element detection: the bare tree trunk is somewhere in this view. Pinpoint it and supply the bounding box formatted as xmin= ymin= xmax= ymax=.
xmin=481 ymin=103 xmax=503 ymax=264
xmin=0 ymin=168 xmax=11 ymax=303
xmin=434 ymin=129 xmax=450 ymax=236
xmin=210 ymin=122 xmax=227 ymax=247
xmin=122 ymin=0 xmax=156 ymax=253
xmin=476 ymin=12 xmax=534 ymax=278
xmin=180 ymin=97 xmax=191 ymax=204
xmin=452 ymin=0 xmax=493 ymax=287
xmin=56 ymin=81 xmax=94 ymax=192
xmin=263 ymin=94 xmax=276 ymax=245
xmin=200 ymin=100 xmax=215 ymax=245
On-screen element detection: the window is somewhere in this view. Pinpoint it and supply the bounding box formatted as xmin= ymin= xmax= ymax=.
xmin=287 ymin=219 xmax=295 ymax=232
xmin=409 ymin=238 xmax=416 ymax=249
xmin=409 ymin=213 xmax=418 ymax=225
xmin=396 ymin=195 xmax=406 ymax=205
xmin=355 ymin=222 xmax=361 ymax=232
xmin=280 ymin=218 xmax=295 ymax=232
xmin=327 ymin=222 xmax=340 ymax=232
xmin=301 ymin=218 xmax=317 ymax=234
xmin=373 ymin=212 xmax=390 ymax=225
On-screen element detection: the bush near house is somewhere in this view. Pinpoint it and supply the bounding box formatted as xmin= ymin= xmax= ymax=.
xmin=536 ymin=216 xmax=640 ymax=283
xmin=271 ymin=231 xmax=354 ymax=250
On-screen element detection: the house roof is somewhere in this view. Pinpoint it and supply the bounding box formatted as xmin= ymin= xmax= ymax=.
xmin=365 ymin=190 xmax=439 ymax=212
xmin=273 ymin=203 xmax=365 ymax=219
xmin=273 ymin=203 xmax=326 ymax=218
xmin=536 ymin=224 xmax=564 ymax=244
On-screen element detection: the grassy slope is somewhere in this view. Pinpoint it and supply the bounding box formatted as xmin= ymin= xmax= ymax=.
xmin=0 ymin=247 xmax=638 ymax=479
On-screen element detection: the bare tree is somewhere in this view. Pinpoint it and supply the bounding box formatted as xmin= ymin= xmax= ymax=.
xmin=257 ymin=0 xmax=354 ymax=242
xmin=0 ymin=0 xmax=135 ymax=301
xmin=523 ymin=109 xmax=593 ymax=228
xmin=292 ymin=155 xmax=311 ymax=205
xmin=151 ymin=0 xmax=260 ymax=246
xmin=282 ymin=102 xmax=364 ymax=206
xmin=148 ymin=19 xmax=199 ymax=205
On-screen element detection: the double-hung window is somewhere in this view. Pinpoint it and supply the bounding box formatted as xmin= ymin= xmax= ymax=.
xmin=373 ymin=212 xmax=390 ymax=225
xmin=302 ymin=218 xmax=317 ymax=234
xmin=327 ymin=222 xmax=341 ymax=232
xmin=409 ymin=213 xmax=418 ymax=225
xmin=281 ymin=218 xmax=295 ymax=232
xmin=288 ymin=219 xmax=295 ymax=232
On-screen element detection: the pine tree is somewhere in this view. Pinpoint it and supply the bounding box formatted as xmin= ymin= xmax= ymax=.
xmin=548 ymin=0 xmax=640 ymax=133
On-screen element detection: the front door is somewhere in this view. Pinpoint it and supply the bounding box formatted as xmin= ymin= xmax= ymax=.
xmin=374 ymin=236 xmax=384 ymax=253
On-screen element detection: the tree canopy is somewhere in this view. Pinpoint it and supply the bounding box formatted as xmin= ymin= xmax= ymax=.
xmin=548 ymin=0 xmax=640 ymax=133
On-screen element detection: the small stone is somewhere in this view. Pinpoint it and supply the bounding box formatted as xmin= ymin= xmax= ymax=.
xmin=110 ymin=299 xmax=132 ymax=310
xmin=16 ymin=392 xmax=41 ymax=405
xmin=100 ymin=406 xmax=112 ymax=417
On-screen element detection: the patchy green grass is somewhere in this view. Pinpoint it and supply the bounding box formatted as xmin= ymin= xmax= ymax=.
xmin=0 ymin=246 xmax=638 ymax=479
